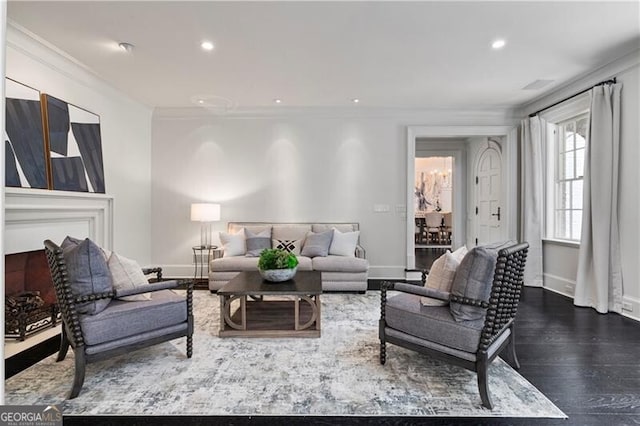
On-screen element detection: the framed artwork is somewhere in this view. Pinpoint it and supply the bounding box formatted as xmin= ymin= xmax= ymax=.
xmin=41 ymin=94 xmax=105 ymax=193
xmin=4 ymin=78 xmax=49 ymax=189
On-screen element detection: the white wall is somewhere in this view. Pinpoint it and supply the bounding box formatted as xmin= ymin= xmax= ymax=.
xmin=152 ymin=109 xmax=514 ymax=279
xmin=520 ymin=51 xmax=640 ymax=320
xmin=5 ymin=25 xmax=153 ymax=263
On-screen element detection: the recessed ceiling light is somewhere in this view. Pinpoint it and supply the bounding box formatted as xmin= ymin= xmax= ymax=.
xmin=491 ymin=39 xmax=506 ymax=50
xmin=274 ymin=99 xmax=282 ymax=104
xmin=201 ymin=41 xmax=214 ymax=51
xmin=118 ymin=42 xmax=134 ymax=53
xmin=352 ymin=98 xmax=360 ymax=103
xmin=198 ymin=99 xmax=205 ymax=104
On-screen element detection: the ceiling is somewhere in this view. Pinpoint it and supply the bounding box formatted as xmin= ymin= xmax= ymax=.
xmin=7 ymin=1 xmax=640 ymax=110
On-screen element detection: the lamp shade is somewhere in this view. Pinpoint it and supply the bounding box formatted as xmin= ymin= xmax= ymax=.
xmin=190 ymin=203 xmax=221 ymax=222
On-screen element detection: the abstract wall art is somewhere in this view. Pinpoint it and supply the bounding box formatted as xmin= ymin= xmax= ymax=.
xmin=42 ymin=94 xmax=105 ymax=193
xmin=4 ymin=78 xmax=48 ymax=189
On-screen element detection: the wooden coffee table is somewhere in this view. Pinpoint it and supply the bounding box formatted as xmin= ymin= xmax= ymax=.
xmin=218 ymin=271 xmax=321 ymax=338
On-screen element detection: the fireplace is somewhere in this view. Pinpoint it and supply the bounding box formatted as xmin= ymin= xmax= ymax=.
xmin=4 ymin=188 xmax=114 ymax=347
xmin=5 ymin=249 xmax=60 ymax=341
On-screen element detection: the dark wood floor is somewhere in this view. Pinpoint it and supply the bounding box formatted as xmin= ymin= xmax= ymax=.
xmin=7 ymin=258 xmax=640 ymax=425
xmin=415 ymin=247 xmax=447 ymax=271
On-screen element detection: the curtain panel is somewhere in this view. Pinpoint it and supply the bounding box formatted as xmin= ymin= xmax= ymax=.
xmin=519 ymin=116 xmax=545 ymax=287
xmin=574 ymin=83 xmax=623 ymax=314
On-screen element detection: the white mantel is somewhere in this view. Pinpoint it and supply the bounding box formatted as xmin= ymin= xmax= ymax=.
xmin=4 ymin=188 xmax=114 ymax=254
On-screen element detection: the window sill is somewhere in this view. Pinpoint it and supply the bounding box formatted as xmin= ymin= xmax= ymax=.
xmin=542 ymin=238 xmax=580 ymax=249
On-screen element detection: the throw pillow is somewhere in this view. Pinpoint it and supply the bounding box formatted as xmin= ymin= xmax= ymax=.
xmin=420 ymin=251 xmax=460 ymax=307
xmin=272 ymin=239 xmax=303 ymax=255
xmin=449 ymin=246 xmax=499 ymax=322
xmin=300 ymin=230 xmax=333 ymax=257
xmin=62 ymin=238 xmax=113 ymax=315
xmin=61 ymin=235 xmax=111 ymax=260
xmin=451 ymin=245 xmax=468 ymax=263
xmin=245 ymin=228 xmax=271 ymax=257
xmin=108 ymin=252 xmax=151 ymax=301
xmin=220 ymin=228 xmax=246 ymax=257
xmin=328 ymin=228 xmax=359 ymax=257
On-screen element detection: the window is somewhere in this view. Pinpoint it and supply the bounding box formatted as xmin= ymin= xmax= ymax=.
xmin=550 ymin=113 xmax=588 ymax=241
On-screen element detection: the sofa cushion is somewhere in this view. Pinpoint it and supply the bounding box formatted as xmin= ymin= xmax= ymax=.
xmin=329 ymin=228 xmax=359 ymax=257
xmin=79 ymin=289 xmax=186 ymax=346
xmin=220 ymin=228 xmax=246 ymax=257
xmin=301 ymin=230 xmax=333 ymax=257
xmin=228 ymin=223 xmax=271 ymax=235
xmin=211 ymin=256 xmax=259 ymax=271
xmin=62 ymin=238 xmax=113 ymax=315
xmin=449 ymin=246 xmax=498 ymax=322
xmin=312 ymin=223 xmax=358 ymax=233
xmin=312 ymin=255 xmax=368 ymax=273
xmin=272 ymin=225 xmax=311 ymax=241
xmin=386 ymin=292 xmax=483 ymax=353
xmin=108 ymin=252 xmax=151 ymax=302
xmin=296 ymin=256 xmax=313 ymax=271
xmin=245 ymin=228 xmax=271 ymax=257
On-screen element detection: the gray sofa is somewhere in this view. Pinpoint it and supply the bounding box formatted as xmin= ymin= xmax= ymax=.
xmin=209 ymin=222 xmax=369 ymax=292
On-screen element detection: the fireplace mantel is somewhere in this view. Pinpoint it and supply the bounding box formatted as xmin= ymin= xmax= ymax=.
xmin=4 ymin=188 xmax=114 ymax=255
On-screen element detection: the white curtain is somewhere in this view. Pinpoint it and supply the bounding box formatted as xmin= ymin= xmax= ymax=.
xmin=519 ymin=116 xmax=545 ymax=287
xmin=575 ymin=83 xmax=623 ymax=314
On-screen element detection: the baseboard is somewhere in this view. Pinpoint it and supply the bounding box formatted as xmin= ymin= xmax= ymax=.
xmin=543 ymin=273 xmax=639 ymax=322
xmin=543 ymin=273 xmax=576 ymax=298
xmin=621 ymin=295 xmax=640 ymax=322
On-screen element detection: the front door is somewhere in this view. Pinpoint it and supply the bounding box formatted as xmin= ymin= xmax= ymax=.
xmin=476 ymin=146 xmax=502 ymax=245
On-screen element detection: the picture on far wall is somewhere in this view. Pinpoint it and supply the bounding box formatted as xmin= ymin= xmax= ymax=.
xmin=42 ymin=94 xmax=105 ymax=193
xmin=4 ymin=78 xmax=49 ymax=189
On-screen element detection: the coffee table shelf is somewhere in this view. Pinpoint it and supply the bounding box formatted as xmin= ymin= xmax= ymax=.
xmin=218 ymin=271 xmax=321 ymax=338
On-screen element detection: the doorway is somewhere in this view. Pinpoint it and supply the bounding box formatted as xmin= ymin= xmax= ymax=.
xmin=406 ymin=126 xmax=517 ymax=275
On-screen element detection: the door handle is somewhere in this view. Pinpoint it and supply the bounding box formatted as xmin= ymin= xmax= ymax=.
xmin=491 ymin=207 xmax=501 ymax=221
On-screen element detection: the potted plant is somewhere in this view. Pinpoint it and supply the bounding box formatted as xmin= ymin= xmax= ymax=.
xmin=257 ymin=248 xmax=299 ymax=282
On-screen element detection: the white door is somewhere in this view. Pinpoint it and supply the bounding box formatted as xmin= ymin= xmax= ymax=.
xmin=476 ymin=146 xmax=502 ymax=245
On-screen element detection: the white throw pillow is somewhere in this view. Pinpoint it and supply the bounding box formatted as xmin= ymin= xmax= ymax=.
xmin=220 ymin=228 xmax=246 ymax=257
xmin=451 ymin=245 xmax=468 ymax=263
xmin=420 ymin=250 xmax=460 ymax=307
xmin=328 ymin=228 xmax=359 ymax=257
xmin=108 ymin=252 xmax=151 ymax=301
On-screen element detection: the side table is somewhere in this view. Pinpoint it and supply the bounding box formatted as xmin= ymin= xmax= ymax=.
xmin=192 ymin=245 xmax=217 ymax=285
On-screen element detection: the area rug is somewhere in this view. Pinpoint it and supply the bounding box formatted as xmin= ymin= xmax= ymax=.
xmin=4 ymin=291 xmax=565 ymax=418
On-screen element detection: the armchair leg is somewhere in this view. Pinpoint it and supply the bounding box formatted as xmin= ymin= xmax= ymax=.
xmin=56 ymin=326 xmax=70 ymax=362
xmin=380 ymin=341 xmax=386 ymax=365
xmin=506 ymin=324 xmax=520 ymax=369
xmin=477 ymin=354 xmax=493 ymax=409
xmin=187 ymin=334 xmax=193 ymax=358
xmin=69 ymin=350 xmax=86 ymax=399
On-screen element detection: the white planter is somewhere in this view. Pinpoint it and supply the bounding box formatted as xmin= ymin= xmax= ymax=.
xmin=259 ymin=267 xmax=297 ymax=283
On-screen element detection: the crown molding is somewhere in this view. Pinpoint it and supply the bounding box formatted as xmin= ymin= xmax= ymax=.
xmin=153 ymin=105 xmax=519 ymax=123
xmin=6 ymin=21 xmax=152 ymax=112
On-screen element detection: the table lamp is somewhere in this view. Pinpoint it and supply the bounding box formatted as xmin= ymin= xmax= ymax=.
xmin=190 ymin=203 xmax=221 ymax=248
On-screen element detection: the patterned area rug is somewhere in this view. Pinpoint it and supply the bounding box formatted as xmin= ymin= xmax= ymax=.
xmin=5 ymin=291 xmax=565 ymax=418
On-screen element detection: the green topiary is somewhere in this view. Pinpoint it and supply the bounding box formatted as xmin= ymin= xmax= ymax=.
xmin=258 ymin=248 xmax=299 ymax=270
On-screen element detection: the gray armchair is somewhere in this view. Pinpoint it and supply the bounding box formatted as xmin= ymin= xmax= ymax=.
xmin=44 ymin=239 xmax=193 ymax=399
xmin=379 ymin=242 xmax=529 ymax=409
